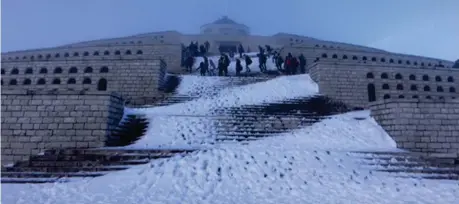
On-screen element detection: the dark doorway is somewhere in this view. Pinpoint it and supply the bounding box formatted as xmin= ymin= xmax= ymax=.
xmin=97 ymin=78 xmax=107 ymax=91
xmin=367 ymin=83 xmax=376 ymax=102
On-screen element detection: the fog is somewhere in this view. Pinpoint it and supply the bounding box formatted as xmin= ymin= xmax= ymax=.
xmin=2 ymin=0 xmax=458 ymax=60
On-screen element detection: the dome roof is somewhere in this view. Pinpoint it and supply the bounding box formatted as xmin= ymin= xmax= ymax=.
xmin=212 ymin=16 xmax=238 ymax=25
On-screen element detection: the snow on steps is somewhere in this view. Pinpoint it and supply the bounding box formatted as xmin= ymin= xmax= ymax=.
xmin=1 ymin=149 xmax=195 ymax=184
xmin=3 ymin=148 xmax=458 ymax=184
xmin=133 ymin=75 xmax=276 ymax=108
xmin=350 ymin=151 xmax=459 ymax=180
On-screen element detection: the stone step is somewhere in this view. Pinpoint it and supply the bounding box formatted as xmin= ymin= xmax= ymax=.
xmin=359 ymin=161 xmax=438 ymax=168
xmin=30 ymin=153 xmax=166 ymax=162
xmin=374 ymin=168 xmax=459 ymax=174
xmin=216 ymin=133 xmax=273 ymax=137
xmin=2 ymin=166 xmax=130 ymax=173
xmin=1 ymin=177 xmax=76 ymax=184
xmin=215 ymin=137 xmax=261 ymax=142
xmin=1 ymin=171 xmax=107 ymax=178
xmin=355 ymin=155 xmax=425 ymax=163
xmin=213 ymin=129 xmax=287 ymax=133
xmin=43 ymin=148 xmax=196 ymax=156
xmin=394 ymin=174 xmax=459 ymax=180
xmin=352 ymin=152 xmax=459 ymax=165
xmin=211 ymin=116 xmax=322 ymax=121
xmin=212 ymin=120 xmax=317 ymax=125
xmin=20 ymin=158 xmax=151 ymax=168
xmin=210 ymin=112 xmax=323 ymax=117
xmin=214 ymin=130 xmax=288 ymax=135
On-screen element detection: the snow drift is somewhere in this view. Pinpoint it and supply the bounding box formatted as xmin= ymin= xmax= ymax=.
xmin=3 ymin=112 xmax=457 ymax=204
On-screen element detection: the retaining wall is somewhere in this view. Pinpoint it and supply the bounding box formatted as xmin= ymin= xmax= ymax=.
xmin=369 ymin=99 xmax=459 ymax=153
xmin=0 ymin=90 xmax=124 ymax=165
xmin=309 ymin=62 xmax=458 ymax=108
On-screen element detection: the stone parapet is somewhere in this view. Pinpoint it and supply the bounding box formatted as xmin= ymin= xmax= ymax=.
xmin=369 ymin=99 xmax=459 ymax=153
xmin=1 ymin=91 xmax=124 ymax=165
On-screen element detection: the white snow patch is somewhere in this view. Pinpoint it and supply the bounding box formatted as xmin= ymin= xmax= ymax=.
xmin=175 ymin=75 xmax=229 ymax=96
xmin=128 ymin=115 xmax=215 ymax=149
xmin=130 ymin=74 xmax=318 ymax=116
xmin=257 ymin=111 xmax=397 ymax=152
xmin=2 ymin=112 xmax=457 ymax=204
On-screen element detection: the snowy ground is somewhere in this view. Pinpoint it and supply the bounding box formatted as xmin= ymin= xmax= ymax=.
xmin=2 ymin=111 xmax=458 ymax=204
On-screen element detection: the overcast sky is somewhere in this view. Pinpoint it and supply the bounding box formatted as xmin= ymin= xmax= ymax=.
xmin=2 ymin=0 xmax=458 ymax=61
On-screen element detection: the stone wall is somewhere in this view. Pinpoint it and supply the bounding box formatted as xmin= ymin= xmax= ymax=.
xmin=1 ymin=58 xmax=167 ymax=102
xmin=0 ymin=90 xmax=124 ymax=165
xmin=309 ymin=62 xmax=459 ymax=108
xmin=369 ymin=99 xmax=459 ymax=153
xmin=281 ymin=45 xmax=454 ymax=69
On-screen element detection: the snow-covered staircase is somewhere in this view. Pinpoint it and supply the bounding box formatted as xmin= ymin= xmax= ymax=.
xmin=1 ymin=149 xmax=194 ymax=184
xmin=350 ymin=151 xmax=459 ymax=180
xmin=210 ymin=96 xmax=347 ymax=142
xmin=137 ymin=75 xmax=276 ymax=108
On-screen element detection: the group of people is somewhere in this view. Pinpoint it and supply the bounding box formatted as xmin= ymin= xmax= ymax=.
xmin=272 ymin=52 xmax=307 ymax=75
xmin=183 ymin=41 xmax=309 ymax=76
xmin=181 ymin=41 xmax=210 ymax=70
xmin=194 ymin=52 xmax=254 ymax=76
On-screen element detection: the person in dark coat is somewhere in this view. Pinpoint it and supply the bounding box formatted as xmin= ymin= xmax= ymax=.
xmin=235 ymin=58 xmax=243 ymax=76
xmin=258 ymin=53 xmax=267 ymax=72
xmin=198 ymin=62 xmax=207 ymax=76
xmin=299 ymin=54 xmax=306 ymax=74
xmin=244 ymin=54 xmax=252 ymax=72
xmin=223 ymin=54 xmax=230 ymax=76
xmin=258 ymin=45 xmax=264 ymax=55
xmin=185 ymin=56 xmax=194 ymax=73
xmin=291 ymin=57 xmax=299 ymax=75
xmin=265 ymin=45 xmax=272 ymax=56
xmin=199 ymin=45 xmax=206 ymax=56
xmin=276 ymin=55 xmax=284 ymax=71
xmin=238 ymin=44 xmax=245 ymax=58
xmin=284 ymin=53 xmax=293 ymax=75
xmin=218 ymin=56 xmax=226 ymax=76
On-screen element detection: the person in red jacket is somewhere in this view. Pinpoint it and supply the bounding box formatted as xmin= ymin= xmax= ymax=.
xmin=284 ymin=53 xmax=293 ymax=75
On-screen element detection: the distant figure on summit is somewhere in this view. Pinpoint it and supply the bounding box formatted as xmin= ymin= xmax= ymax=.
xmin=258 ymin=52 xmax=267 ymax=72
xmin=218 ymin=54 xmax=229 ymax=76
xmin=235 ymin=58 xmax=243 ymax=76
xmin=244 ymin=54 xmax=252 ymax=72
xmin=276 ymin=55 xmax=284 ymax=71
xmin=198 ymin=62 xmax=207 ymax=76
xmin=184 ymin=56 xmax=194 ymax=73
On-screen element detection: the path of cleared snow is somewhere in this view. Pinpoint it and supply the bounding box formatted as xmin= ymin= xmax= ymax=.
xmin=3 ymin=112 xmax=458 ymax=204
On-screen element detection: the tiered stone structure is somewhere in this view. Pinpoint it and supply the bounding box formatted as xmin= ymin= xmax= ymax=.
xmin=1 ymin=48 xmax=168 ymax=100
xmin=370 ymin=99 xmax=459 ymax=154
xmin=1 ymin=90 xmax=124 ymax=165
xmin=309 ymin=62 xmax=458 ymax=108
xmin=1 ymin=16 xmax=458 ymax=165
